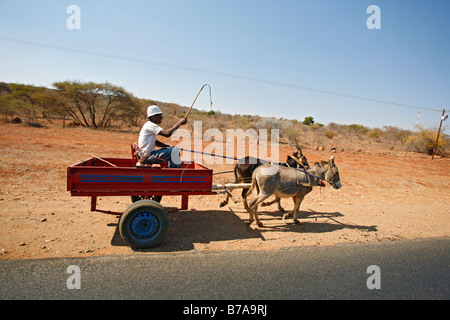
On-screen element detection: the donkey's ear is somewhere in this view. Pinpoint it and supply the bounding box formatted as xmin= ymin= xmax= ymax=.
xmin=329 ymin=156 xmax=335 ymax=164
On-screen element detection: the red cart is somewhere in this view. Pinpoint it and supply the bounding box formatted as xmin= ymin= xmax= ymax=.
xmin=67 ymin=154 xmax=218 ymax=248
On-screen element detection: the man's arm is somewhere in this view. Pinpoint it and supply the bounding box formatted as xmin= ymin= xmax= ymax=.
xmin=155 ymin=140 xmax=170 ymax=148
xmin=158 ymin=118 xmax=187 ymax=137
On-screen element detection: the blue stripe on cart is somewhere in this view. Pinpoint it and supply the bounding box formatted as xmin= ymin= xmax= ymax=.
xmin=150 ymin=176 xmax=206 ymax=183
xmin=80 ymin=175 xmax=144 ymax=183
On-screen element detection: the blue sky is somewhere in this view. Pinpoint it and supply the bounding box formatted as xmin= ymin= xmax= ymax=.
xmin=0 ymin=0 xmax=448 ymax=130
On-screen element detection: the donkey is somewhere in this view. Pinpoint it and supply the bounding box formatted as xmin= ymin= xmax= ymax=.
xmin=219 ymin=148 xmax=310 ymax=213
xmin=246 ymin=156 xmax=342 ymax=227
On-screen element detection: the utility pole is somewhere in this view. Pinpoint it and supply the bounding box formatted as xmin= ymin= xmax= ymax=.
xmin=431 ymin=109 xmax=447 ymax=160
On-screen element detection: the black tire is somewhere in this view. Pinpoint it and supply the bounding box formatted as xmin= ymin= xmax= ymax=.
xmin=119 ymin=200 xmax=168 ymax=248
xmin=131 ymin=195 xmax=162 ymax=203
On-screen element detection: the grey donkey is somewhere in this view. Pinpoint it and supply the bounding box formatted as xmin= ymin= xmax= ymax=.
xmin=246 ymin=156 xmax=342 ymax=227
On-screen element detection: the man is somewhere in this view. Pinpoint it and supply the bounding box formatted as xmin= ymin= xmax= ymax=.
xmin=137 ymin=105 xmax=187 ymax=168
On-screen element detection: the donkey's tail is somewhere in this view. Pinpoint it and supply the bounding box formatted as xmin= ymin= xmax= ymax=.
xmin=246 ymin=175 xmax=259 ymax=198
xmin=233 ymin=163 xmax=239 ymax=183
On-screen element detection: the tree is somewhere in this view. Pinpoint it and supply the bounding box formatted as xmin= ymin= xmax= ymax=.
xmin=6 ymin=83 xmax=45 ymax=125
xmin=382 ymin=126 xmax=411 ymax=145
xmin=302 ymin=116 xmax=315 ymax=126
xmin=0 ymin=83 xmax=13 ymax=120
xmin=120 ymin=96 xmax=145 ymax=127
xmin=53 ymin=81 xmax=136 ymax=128
xmin=346 ymin=124 xmax=369 ymax=139
xmin=283 ymin=125 xmax=304 ymax=147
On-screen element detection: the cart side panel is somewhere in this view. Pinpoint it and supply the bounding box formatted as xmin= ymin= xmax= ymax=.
xmin=67 ymin=158 xmax=213 ymax=194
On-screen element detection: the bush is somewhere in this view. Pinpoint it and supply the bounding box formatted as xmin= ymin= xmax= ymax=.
xmin=382 ymin=126 xmax=411 ymax=145
xmin=302 ymin=116 xmax=314 ymax=126
xmin=283 ymin=125 xmax=303 ymax=147
xmin=406 ymin=126 xmax=448 ymax=155
xmin=369 ymin=128 xmax=383 ymax=142
xmin=346 ymin=124 xmax=369 ymax=139
xmin=324 ymin=130 xmax=338 ymax=139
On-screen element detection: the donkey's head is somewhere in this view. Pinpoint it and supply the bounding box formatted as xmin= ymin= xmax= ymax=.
xmin=287 ymin=147 xmax=311 ymax=170
xmin=314 ymin=156 xmax=342 ymax=189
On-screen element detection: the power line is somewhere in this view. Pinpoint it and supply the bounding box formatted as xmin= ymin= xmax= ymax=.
xmin=0 ymin=35 xmax=441 ymax=112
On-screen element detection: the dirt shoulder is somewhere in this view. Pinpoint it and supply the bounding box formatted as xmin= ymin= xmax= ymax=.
xmin=0 ymin=122 xmax=449 ymax=260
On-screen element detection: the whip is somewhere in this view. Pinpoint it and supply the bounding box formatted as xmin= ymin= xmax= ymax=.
xmin=185 ymin=84 xmax=213 ymax=118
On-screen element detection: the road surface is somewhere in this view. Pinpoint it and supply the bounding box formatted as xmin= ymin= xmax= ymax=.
xmin=1 ymin=238 xmax=449 ymax=301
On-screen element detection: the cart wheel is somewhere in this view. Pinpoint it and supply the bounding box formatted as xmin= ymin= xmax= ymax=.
xmin=131 ymin=195 xmax=162 ymax=203
xmin=119 ymin=200 xmax=168 ymax=248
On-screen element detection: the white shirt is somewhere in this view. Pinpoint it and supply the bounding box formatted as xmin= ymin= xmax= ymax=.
xmin=138 ymin=121 xmax=162 ymax=158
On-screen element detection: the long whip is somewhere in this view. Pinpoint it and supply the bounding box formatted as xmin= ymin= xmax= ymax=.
xmin=185 ymin=84 xmax=213 ymax=118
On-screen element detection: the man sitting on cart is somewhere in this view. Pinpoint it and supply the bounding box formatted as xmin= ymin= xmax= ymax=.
xmin=136 ymin=105 xmax=187 ymax=168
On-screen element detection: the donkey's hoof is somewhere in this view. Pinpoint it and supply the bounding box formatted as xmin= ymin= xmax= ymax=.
xmin=257 ymin=222 xmax=264 ymax=227
xmin=293 ymin=219 xmax=300 ymax=225
xmin=260 ymin=202 xmax=268 ymax=207
xmin=219 ymin=202 xmax=226 ymax=208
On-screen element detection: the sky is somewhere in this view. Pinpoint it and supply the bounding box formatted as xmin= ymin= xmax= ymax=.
xmin=0 ymin=0 xmax=449 ymax=130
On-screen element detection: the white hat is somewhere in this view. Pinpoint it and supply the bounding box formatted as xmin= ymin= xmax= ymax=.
xmin=147 ymin=105 xmax=163 ymax=118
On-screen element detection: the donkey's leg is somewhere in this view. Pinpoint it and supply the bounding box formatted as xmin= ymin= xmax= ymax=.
xmin=282 ymin=197 xmax=296 ymax=220
xmin=242 ymin=188 xmax=251 ymax=212
xmin=260 ymin=197 xmax=285 ymax=212
xmin=247 ymin=197 xmax=257 ymax=225
xmin=260 ymin=196 xmax=285 ymax=212
xmin=219 ymin=193 xmax=230 ymax=207
xmin=292 ymin=188 xmax=312 ymax=224
xmin=248 ymin=193 xmax=271 ymax=227
xmin=292 ymin=195 xmax=305 ymax=225
xmin=276 ymin=197 xmax=285 ymax=212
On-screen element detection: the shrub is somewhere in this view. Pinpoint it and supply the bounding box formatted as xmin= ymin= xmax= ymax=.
xmin=406 ymin=126 xmax=448 ymax=155
xmin=283 ymin=125 xmax=303 ymax=147
xmin=346 ymin=124 xmax=369 ymax=139
xmin=324 ymin=130 xmax=338 ymax=139
xmin=302 ymin=116 xmax=314 ymax=126
xmin=369 ymin=128 xmax=383 ymax=142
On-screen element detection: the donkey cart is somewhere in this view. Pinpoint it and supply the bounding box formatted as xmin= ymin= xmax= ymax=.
xmin=67 ymin=154 xmax=249 ymax=249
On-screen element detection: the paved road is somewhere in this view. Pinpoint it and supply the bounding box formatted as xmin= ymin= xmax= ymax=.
xmin=1 ymin=238 xmax=449 ymax=300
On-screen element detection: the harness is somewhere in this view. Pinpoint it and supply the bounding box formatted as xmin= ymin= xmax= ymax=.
xmin=178 ymin=148 xmax=336 ymax=187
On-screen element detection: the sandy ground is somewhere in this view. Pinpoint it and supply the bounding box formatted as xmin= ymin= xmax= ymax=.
xmin=0 ymin=122 xmax=449 ymax=260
